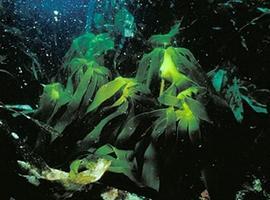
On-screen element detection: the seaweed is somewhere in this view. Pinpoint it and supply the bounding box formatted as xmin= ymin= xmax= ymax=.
xmin=114 ymin=8 xmax=135 ymax=38
xmin=148 ymin=21 xmax=181 ymax=47
xmin=136 ymin=44 xmax=210 ymax=97
xmin=1 ymin=12 xmax=269 ymax=200
xmin=208 ymin=63 xmax=269 ymax=122
xmin=63 ymin=33 xmax=114 ymax=66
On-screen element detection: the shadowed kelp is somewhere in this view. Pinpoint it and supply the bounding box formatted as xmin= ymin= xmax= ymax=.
xmin=208 ymin=62 xmax=269 ymax=122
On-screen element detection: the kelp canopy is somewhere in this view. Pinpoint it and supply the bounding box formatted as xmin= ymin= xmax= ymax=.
xmin=0 ymin=1 xmax=270 ymax=200
xmin=24 ymin=20 xmax=269 ymax=196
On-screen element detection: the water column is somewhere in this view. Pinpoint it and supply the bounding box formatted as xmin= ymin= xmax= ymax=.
xmin=84 ymin=0 xmax=128 ymax=33
xmin=85 ymin=0 xmax=96 ymax=32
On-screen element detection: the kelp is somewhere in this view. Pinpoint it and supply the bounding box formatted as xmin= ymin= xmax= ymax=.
xmin=35 ymin=83 xmax=72 ymax=122
xmin=148 ymin=21 xmax=181 ymax=47
xmin=114 ymin=87 xmax=211 ymax=190
xmin=64 ymin=33 xmax=114 ymax=66
xmin=87 ymin=77 xmax=149 ymax=113
xmin=51 ymin=61 xmax=111 ymax=136
xmin=117 ymin=87 xmax=210 ymax=145
xmin=136 ymin=46 xmax=209 ymax=97
xmin=64 ymin=58 xmax=111 ymax=93
xmin=93 ymin=143 xmax=159 ymax=190
xmin=93 ymin=144 xmax=138 ymax=184
xmin=14 ymin=20 xmax=268 ymax=196
xmin=114 ymin=8 xmax=135 ymax=38
xmin=34 ymin=23 xmax=213 ymax=192
xmin=208 ymin=65 xmax=269 ymax=122
xmin=79 ymin=77 xmax=150 ymax=148
xmin=35 ymin=59 xmax=111 ymax=141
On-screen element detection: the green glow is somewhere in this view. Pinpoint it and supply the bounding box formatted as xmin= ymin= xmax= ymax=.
xmin=176 ymin=86 xmax=199 ymax=100
xmin=160 ymin=48 xmax=180 ymax=82
xmin=87 ymin=77 xmax=146 ymax=112
xmin=175 ymin=102 xmax=195 ymax=123
xmin=50 ymin=87 xmax=60 ymax=101
xmin=44 ymin=83 xmax=63 ymax=102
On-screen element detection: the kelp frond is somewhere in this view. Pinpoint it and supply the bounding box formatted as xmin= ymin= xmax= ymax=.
xmin=87 ymin=77 xmax=149 ymax=113
xmin=148 ymin=21 xmax=181 ymax=47
xmin=208 ymin=65 xmax=269 ymax=122
xmin=64 ymin=32 xmax=114 ymax=65
xmin=136 ymin=45 xmax=207 ymax=97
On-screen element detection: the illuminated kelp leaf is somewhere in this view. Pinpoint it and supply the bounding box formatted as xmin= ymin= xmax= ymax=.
xmin=35 ymin=83 xmax=72 ymax=121
xmin=148 ymin=21 xmax=181 ymax=47
xmin=66 ymin=57 xmax=89 ymax=76
xmin=80 ymin=78 xmax=150 ymax=147
xmin=176 ymin=86 xmax=199 ymax=100
xmin=86 ymin=77 xmax=127 ymax=112
xmin=167 ymin=47 xmax=209 ymax=88
xmin=175 ymin=97 xmax=210 ymax=141
xmin=159 ymin=47 xmax=193 ymax=87
xmin=158 ymin=87 xmax=210 ymax=141
xmin=64 ymin=33 xmax=114 ymax=65
xmin=64 ymin=58 xmax=88 ymax=94
xmin=176 ymin=103 xmax=199 ymax=131
xmin=117 ymin=86 xmax=209 ymax=144
xmin=87 ymin=77 xmax=149 ymax=113
xmin=18 ymin=158 xmax=111 ymax=191
xmin=136 ymin=46 xmax=208 ymax=97
xmin=157 ymin=93 xmax=181 ymax=108
xmin=136 ymin=46 xmax=193 ymax=95
xmin=184 ymin=97 xmax=210 ymax=123
xmin=84 ymin=33 xmax=114 ymax=61
xmin=65 ymin=33 xmax=95 ymax=59
xmin=94 ymin=144 xmax=138 ymax=184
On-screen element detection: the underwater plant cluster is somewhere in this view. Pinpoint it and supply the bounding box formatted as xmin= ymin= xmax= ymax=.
xmin=0 ymin=0 xmax=270 ymax=200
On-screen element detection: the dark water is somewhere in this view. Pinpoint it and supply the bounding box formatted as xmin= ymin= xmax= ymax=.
xmin=0 ymin=0 xmax=270 ymax=200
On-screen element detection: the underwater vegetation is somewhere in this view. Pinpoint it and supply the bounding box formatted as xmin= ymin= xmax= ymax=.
xmin=0 ymin=0 xmax=270 ymax=200
xmin=2 ymin=21 xmax=269 ymax=199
